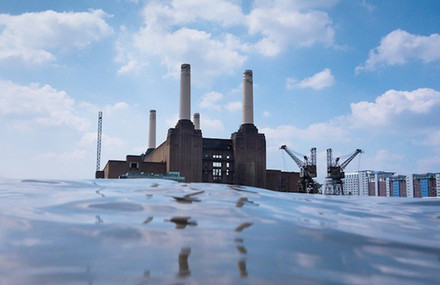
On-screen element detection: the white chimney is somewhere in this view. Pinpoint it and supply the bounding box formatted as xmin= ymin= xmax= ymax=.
xmin=148 ymin=110 xmax=156 ymax=149
xmin=179 ymin=63 xmax=191 ymax=120
xmin=242 ymin=69 xmax=253 ymax=125
xmin=193 ymin=113 xmax=200 ymax=130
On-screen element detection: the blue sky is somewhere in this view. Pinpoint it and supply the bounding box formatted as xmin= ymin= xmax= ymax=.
xmin=0 ymin=0 xmax=439 ymax=182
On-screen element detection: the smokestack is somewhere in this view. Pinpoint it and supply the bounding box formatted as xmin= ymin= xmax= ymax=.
xmin=242 ymin=69 xmax=253 ymax=125
xmin=193 ymin=113 xmax=200 ymax=130
xmin=148 ymin=110 xmax=156 ymax=149
xmin=179 ymin=63 xmax=191 ymax=121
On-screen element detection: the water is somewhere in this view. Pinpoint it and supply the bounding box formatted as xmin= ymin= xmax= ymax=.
xmin=0 ymin=178 xmax=439 ymax=284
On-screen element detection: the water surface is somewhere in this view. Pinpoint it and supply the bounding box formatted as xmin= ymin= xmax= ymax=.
xmin=0 ymin=178 xmax=439 ymax=284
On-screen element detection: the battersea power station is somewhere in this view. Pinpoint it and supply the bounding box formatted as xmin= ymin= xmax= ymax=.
xmin=97 ymin=64 xmax=299 ymax=192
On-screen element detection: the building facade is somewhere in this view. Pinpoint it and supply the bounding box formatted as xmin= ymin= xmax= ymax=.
xmin=344 ymin=171 xmax=440 ymax=198
xmin=386 ymin=175 xmax=407 ymax=197
xmin=99 ymin=64 xmax=299 ymax=192
xmin=408 ymin=173 xmax=440 ymax=198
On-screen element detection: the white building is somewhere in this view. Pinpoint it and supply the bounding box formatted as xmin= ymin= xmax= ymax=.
xmin=343 ymin=170 xmax=394 ymax=196
xmin=406 ymin=175 xmax=414 ymax=198
xmin=344 ymin=171 xmax=440 ymax=198
xmin=343 ymin=172 xmax=360 ymax=195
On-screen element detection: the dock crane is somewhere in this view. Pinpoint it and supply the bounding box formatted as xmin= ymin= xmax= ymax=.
xmin=325 ymin=148 xmax=363 ymax=195
xmin=280 ymin=145 xmax=319 ymax=193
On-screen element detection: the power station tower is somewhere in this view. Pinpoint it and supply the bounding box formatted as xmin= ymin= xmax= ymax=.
xmin=96 ymin=111 xmax=103 ymax=172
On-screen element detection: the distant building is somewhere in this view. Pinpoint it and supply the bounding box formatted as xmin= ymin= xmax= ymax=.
xmin=98 ymin=64 xmax=299 ymax=192
xmin=344 ymin=170 xmax=394 ymax=196
xmin=406 ymin=173 xmax=440 ymax=198
xmin=344 ymin=170 xmax=440 ymax=198
xmin=343 ymin=172 xmax=359 ymax=195
xmin=386 ymin=175 xmax=407 ymax=197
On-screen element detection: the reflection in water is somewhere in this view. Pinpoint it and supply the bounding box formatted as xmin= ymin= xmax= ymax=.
xmin=178 ymin=247 xmax=191 ymax=278
xmin=165 ymin=216 xmax=198 ymax=229
xmin=228 ymin=185 xmax=257 ymax=193
xmin=236 ymin=245 xmax=247 ymax=254
xmin=236 ymin=197 xmax=259 ymax=207
xmin=143 ymin=270 xmax=150 ymax=278
xmin=235 ymin=222 xmax=253 ymax=232
xmin=235 ymin=234 xmax=249 ymax=278
xmin=87 ymin=265 xmax=94 ymax=285
xmin=143 ymin=216 xmax=153 ymax=224
xmin=95 ymin=189 xmax=105 ymax=197
xmin=237 ymin=259 xmax=248 ymax=278
xmin=95 ymin=215 xmax=103 ymax=224
xmin=171 ymin=190 xmax=204 ymax=203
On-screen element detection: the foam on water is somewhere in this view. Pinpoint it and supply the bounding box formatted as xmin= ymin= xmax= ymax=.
xmin=0 ymin=178 xmax=439 ymax=284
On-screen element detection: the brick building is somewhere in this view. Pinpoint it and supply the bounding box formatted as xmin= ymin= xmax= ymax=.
xmin=98 ymin=64 xmax=299 ymax=192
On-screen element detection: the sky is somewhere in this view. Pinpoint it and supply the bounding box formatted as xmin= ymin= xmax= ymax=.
xmin=0 ymin=0 xmax=439 ymax=182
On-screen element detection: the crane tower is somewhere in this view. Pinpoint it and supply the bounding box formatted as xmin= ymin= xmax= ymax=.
xmin=325 ymin=148 xmax=363 ymax=195
xmin=280 ymin=145 xmax=319 ymax=193
xmin=96 ymin=111 xmax=103 ymax=172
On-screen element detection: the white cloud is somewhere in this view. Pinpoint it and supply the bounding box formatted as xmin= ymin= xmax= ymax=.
xmin=80 ymin=132 xmax=126 ymax=149
xmin=198 ymin=115 xmax=224 ymax=133
xmin=356 ymin=29 xmax=440 ymax=72
xmin=32 ymin=150 xmax=95 ymax=179
xmin=116 ymin=1 xmax=247 ymax=78
xmin=350 ymin=88 xmax=440 ymax=127
xmin=414 ymin=129 xmax=440 ymax=147
xmin=168 ymin=0 xmax=244 ymax=27
xmin=417 ymin=155 xmax=440 ymax=173
xmin=247 ymin=1 xmax=335 ymax=56
xmin=199 ymin=92 xmax=223 ymax=111
xmin=263 ymin=87 xmax=440 ymax=174
xmin=263 ymin=88 xmax=440 ymax=151
xmin=225 ymin=101 xmax=242 ymax=112
xmin=362 ymin=149 xmax=405 ymax=172
xmin=0 ymin=80 xmax=89 ymax=131
xmin=38 ymin=150 xmax=89 ymax=161
xmin=103 ymin=102 xmax=130 ymax=114
xmin=116 ymin=0 xmax=338 ymax=77
xmin=287 ymin=68 xmax=334 ymax=90
xmin=360 ymin=0 xmax=376 ymax=12
xmin=263 ymin=111 xmax=271 ymax=117
xmin=165 ymin=113 xmax=179 ymax=128
xmin=261 ymin=119 xmax=351 ymax=151
xmin=0 ymin=9 xmax=112 ymax=64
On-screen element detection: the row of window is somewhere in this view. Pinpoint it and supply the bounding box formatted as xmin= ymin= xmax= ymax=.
xmin=212 ymin=162 xmax=230 ymax=168
xmin=212 ymin=168 xmax=231 ymax=178
xmin=207 ymin=154 xmax=231 ymax=159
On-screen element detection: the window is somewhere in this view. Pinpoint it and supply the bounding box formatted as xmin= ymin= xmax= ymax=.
xmin=226 ymin=162 xmax=230 ymax=168
xmin=213 ymin=162 xmax=221 ymax=168
xmin=129 ymin=162 xmax=139 ymax=169
xmin=213 ymin=154 xmax=222 ymax=159
xmin=213 ymin=168 xmax=222 ymax=179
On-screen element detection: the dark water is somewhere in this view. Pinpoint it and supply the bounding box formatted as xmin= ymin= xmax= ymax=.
xmin=0 ymin=178 xmax=439 ymax=284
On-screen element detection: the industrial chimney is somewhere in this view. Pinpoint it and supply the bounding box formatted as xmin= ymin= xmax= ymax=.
xmin=148 ymin=110 xmax=156 ymax=149
xmin=242 ymin=70 xmax=253 ymax=125
xmin=179 ymin=64 xmax=191 ymax=121
xmin=193 ymin=113 xmax=200 ymax=130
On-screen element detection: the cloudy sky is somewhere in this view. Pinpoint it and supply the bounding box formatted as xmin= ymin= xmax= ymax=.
xmin=1 ymin=0 xmax=439 ymax=182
